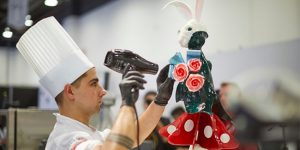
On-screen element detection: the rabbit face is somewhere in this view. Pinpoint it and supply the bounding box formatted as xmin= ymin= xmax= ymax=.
xmin=178 ymin=19 xmax=207 ymax=48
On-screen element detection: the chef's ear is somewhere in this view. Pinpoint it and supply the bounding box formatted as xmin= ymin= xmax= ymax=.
xmin=64 ymin=84 xmax=75 ymax=101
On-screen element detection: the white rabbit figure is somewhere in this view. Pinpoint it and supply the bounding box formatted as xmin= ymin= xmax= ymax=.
xmin=165 ymin=0 xmax=217 ymax=117
xmin=159 ymin=1 xmax=239 ymax=149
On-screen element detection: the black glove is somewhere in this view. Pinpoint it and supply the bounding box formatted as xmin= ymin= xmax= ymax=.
xmin=154 ymin=65 xmax=175 ymax=106
xmin=119 ymin=71 xmax=147 ymax=107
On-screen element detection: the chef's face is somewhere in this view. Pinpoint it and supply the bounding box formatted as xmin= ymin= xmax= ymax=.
xmin=73 ymin=68 xmax=106 ymax=116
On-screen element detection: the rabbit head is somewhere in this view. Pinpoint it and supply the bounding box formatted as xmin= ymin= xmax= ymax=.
xmin=164 ymin=0 xmax=208 ymax=50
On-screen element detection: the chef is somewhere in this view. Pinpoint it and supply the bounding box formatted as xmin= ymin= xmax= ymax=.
xmin=16 ymin=16 xmax=174 ymax=150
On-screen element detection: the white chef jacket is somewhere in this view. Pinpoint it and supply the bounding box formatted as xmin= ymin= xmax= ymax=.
xmin=45 ymin=113 xmax=110 ymax=150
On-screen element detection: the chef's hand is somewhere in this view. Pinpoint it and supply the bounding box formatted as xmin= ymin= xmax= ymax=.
xmin=154 ymin=65 xmax=175 ymax=106
xmin=119 ymin=71 xmax=147 ymax=107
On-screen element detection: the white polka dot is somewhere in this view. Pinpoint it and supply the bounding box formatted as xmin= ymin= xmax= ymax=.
xmin=167 ymin=125 xmax=176 ymax=135
xmin=204 ymin=125 xmax=212 ymax=138
xmin=220 ymin=133 xmax=230 ymax=143
xmin=184 ymin=119 xmax=194 ymax=132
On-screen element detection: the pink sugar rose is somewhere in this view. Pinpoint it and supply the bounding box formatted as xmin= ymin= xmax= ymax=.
xmin=188 ymin=58 xmax=202 ymax=72
xmin=186 ymin=74 xmax=205 ymax=92
xmin=173 ymin=63 xmax=189 ymax=82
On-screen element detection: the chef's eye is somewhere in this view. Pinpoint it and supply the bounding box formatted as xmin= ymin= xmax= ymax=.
xmin=91 ymin=82 xmax=97 ymax=86
xmin=187 ymin=27 xmax=192 ymax=31
xmin=177 ymin=30 xmax=180 ymax=34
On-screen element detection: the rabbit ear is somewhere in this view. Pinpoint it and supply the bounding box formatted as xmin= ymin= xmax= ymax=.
xmin=163 ymin=0 xmax=193 ymax=20
xmin=195 ymin=0 xmax=204 ymax=21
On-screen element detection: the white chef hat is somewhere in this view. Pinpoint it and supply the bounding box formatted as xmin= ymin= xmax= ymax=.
xmin=16 ymin=16 xmax=94 ymax=98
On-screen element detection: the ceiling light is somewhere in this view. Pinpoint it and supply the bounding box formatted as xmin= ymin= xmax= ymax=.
xmin=25 ymin=15 xmax=33 ymax=27
xmin=44 ymin=0 xmax=58 ymax=7
xmin=2 ymin=27 xmax=13 ymax=39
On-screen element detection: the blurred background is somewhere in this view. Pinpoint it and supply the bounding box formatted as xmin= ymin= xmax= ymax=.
xmin=0 ymin=0 xmax=299 ymax=149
